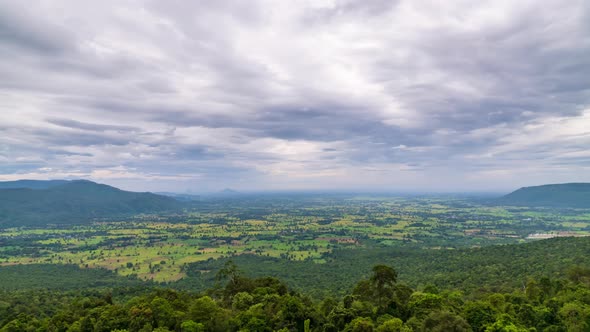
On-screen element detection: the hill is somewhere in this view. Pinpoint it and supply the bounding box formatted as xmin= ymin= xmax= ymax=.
xmin=156 ymin=192 xmax=201 ymax=201
xmin=0 ymin=180 xmax=184 ymax=226
xmin=497 ymin=183 xmax=590 ymax=208
xmin=0 ymin=179 xmax=69 ymax=190
xmin=206 ymin=188 xmax=241 ymax=197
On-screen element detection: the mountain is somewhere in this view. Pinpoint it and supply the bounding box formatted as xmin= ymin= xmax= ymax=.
xmin=0 ymin=180 xmax=184 ymax=226
xmin=497 ymin=183 xmax=590 ymax=208
xmin=213 ymin=188 xmax=241 ymax=197
xmin=156 ymin=192 xmax=201 ymax=201
xmin=0 ymin=179 xmax=69 ymax=190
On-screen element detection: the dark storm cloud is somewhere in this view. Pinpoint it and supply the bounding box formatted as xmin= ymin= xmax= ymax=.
xmin=1 ymin=0 xmax=590 ymax=191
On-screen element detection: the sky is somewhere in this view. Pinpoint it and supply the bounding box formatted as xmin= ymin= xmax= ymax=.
xmin=1 ymin=0 xmax=590 ymax=193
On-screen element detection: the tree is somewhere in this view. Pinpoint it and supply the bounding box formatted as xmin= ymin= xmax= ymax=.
xmin=353 ymin=265 xmax=399 ymax=310
xmin=180 ymin=320 xmax=204 ymax=332
xmin=216 ymin=260 xmax=240 ymax=287
xmin=421 ymin=311 xmax=472 ymax=332
xmin=150 ymin=297 xmax=176 ymax=330
xmin=376 ymin=318 xmax=404 ymax=332
xmin=231 ymin=292 xmax=253 ymax=311
xmin=559 ymin=302 xmax=590 ymax=332
xmin=484 ymin=314 xmax=528 ymax=332
xmin=189 ymin=296 xmax=221 ymax=328
xmin=463 ymin=301 xmax=496 ymax=332
xmin=408 ymin=292 xmax=443 ymax=319
xmin=370 ymin=265 xmax=398 ymax=296
xmin=346 ymin=317 xmax=374 ymax=332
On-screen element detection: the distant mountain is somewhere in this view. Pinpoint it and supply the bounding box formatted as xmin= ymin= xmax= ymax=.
xmin=156 ymin=192 xmax=201 ymax=202
xmin=216 ymin=188 xmax=242 ymax=197
xmin=0 ymin=180 xmax=184 ymax=226
xmin=497 ymin=183 xmax=590 ymax=208
xmin=0 ymin=179 xmax=69 ymax=190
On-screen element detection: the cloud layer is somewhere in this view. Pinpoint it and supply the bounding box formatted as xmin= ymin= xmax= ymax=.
xmin=1 ymin=0 xmax=589 ymax=192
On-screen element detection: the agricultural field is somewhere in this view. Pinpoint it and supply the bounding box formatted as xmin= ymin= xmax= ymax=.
xmin=1 ymin=194 xmax=590 ymax=282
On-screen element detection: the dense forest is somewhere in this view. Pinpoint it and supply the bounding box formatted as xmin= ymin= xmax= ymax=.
xmin=2 ymin=237 xmax=590 ymax=331
xmin=180 ymin=237 xmax=590 ymax=298
xmin=1 ymin=261 xmax=590 ymax=332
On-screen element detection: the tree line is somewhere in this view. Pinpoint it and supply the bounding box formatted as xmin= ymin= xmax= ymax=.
xmin=1 ymin=261 xmax=590 ymax=331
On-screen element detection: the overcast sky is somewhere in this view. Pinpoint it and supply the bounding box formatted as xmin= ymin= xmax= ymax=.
xmin=1 ymin=0 xmax=589 ymax=193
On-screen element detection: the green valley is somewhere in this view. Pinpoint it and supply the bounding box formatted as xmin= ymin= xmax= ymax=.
xmin=1 ymin=194 xmax=589 ymax=285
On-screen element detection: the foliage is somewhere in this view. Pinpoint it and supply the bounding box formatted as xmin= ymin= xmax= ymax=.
xmin=1 ymin=263 xmax=589 ymax=332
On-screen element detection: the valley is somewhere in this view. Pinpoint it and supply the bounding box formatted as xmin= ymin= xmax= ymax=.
xmin=2 ymin=195 xmax=589 ymax=284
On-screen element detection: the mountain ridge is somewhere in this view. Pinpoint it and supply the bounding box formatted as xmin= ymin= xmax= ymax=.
xmin=0 ymin=180 xmax=184 ymax=226
xmin=0 ymin=179 xmax=69 ymax=190
xmin=498 ymin=182 xmax=590 ymax=208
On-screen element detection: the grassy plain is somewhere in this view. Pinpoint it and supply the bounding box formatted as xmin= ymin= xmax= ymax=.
xmin=1 ymin=195 xmax=589 ymax=282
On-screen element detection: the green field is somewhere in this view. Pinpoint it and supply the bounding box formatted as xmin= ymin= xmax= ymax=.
xmin=2 ymin=195 xmax=589 ymax=283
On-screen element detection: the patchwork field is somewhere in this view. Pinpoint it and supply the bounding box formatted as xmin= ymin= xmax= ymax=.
xmin=1 ymin=195 xmax=589 ymax=282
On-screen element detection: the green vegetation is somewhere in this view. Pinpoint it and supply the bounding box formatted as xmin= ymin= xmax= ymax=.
xmin=0 ymin=195 xmax=590 ymax=282
xmin=1 ymin=189 xmax=590 ymax=331
xmin=1 ymin=194 xmax=590 ymax=284
xmin=0 ymin=264 xmax=143 ymax=290
xmin=1 ymin=262 xmax=590 ymax=331
xmin=498 ymin=183 xmax=590 ymax=208
xmin=180 ymin=237 xmax=590 ymax=298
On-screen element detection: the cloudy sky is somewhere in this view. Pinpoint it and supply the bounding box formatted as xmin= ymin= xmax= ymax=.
xmin=1 ymin=0 xmax=589 ymax=193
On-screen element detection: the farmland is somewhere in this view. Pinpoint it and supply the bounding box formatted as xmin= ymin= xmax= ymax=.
xmin=1 ymin=194 xmax=589 ymax=283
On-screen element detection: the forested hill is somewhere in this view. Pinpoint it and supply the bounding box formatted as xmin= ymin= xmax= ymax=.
xmin=0 ymin=179 xmax=69 ymax=189
xmin=497 ymin=183 xmax=590 ymax=208
xmin=0 ymin=180 xmax=183 ymax=226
